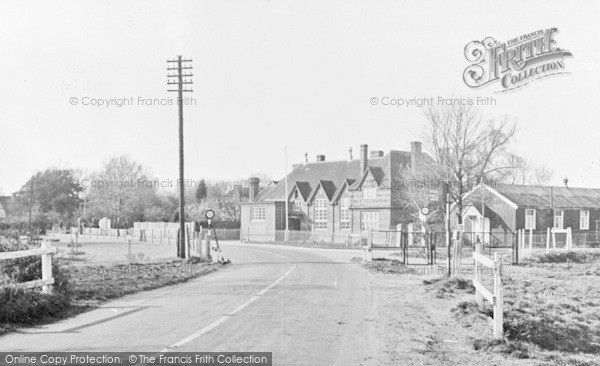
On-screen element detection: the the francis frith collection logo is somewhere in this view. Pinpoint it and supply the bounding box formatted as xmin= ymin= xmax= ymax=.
xmin=463 ymin=28 xmax=572 ymax=92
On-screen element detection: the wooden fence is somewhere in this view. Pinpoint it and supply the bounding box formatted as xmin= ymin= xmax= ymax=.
xmin=473 ymin=244 xmax=504 ymax=339
xmin=0 ymin=242 xmax=56 ymax=293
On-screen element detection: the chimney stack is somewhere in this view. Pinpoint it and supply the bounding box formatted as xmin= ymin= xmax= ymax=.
xmin=360 ymin=144 xmax=368 ymax=174
xmin=304 ymin=152 xmax=308 ymax=163
xmin=410 ymin=141 xmax=422 ymax=173
xmin=349 ymin=147 xmax=353 ymax=160
xmin=248 ymin=177 xmax=260 ymax=201
xmin=316 ymin=155 xmax=326 ymax=162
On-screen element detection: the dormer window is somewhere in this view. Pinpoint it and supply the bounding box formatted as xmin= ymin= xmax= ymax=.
xmin=293 ymin=200 xmax=302 ymax=211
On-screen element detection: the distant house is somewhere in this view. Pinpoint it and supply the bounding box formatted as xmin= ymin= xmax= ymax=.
xmin=240 ymin=142 xmax=433 ymax=241
xmin=460 ymin=184 xmax=600 ymax=242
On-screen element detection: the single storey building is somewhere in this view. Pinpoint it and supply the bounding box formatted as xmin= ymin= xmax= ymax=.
xmin=460 ymin=183 xmax=600 ymax=243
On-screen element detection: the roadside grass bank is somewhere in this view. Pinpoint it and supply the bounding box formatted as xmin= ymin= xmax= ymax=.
xmin=0 ymin=237 xmax=221 ymax=336
xmin=438 ymin=251 xmax=600 ymax=365
xmin=358 ymin=252 xmax=600 ymax=365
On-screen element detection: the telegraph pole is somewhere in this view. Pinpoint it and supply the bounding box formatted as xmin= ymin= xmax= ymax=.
xmin=167 ymin=55 xmax=193 ymax=258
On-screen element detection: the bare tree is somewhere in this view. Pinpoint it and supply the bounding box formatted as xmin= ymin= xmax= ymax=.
xmin=422 ymin=102 xmax=517 ymax=223
xmin=533 ymin=164 xmax=554 ymax=185
xmin=85 ymin=156 xmax=156 ymax=227
xmin=505 ymin=154 xmax=529 ymax=185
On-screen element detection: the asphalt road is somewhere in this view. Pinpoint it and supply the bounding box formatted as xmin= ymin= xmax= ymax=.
xmin=0 ymin=243 xmax=380 ymax=365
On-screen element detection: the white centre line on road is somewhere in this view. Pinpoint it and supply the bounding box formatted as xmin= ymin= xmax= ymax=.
xmin=160 ymin=249 xmax=296 ymax=352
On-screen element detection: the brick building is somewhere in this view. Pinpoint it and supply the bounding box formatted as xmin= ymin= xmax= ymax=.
xmin=240 ymin=142 xmax=433 ymax=241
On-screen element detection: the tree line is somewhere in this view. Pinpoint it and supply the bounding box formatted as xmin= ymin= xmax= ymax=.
xmin=6 ymin=157 xmax=266 ymax=231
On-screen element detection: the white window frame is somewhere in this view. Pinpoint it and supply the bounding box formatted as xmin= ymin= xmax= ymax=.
xmin=361 ymin=211 xmax=379 ymax=231
xmin=525 ymin=209 xmax=536 ymax=230
xmin=250 ymin=207 xmax=266 ymax=221
xmin=362 ymin=187 xmax=377 ymax=199
xmin=293 ymin=200 xmax=302 ymax=212
xmin=553 ymin=209 xmax=564 ymax=229
xmin=314 ymin=198 xmax=328 ymax=230
xmin=580 ymin=210 xmax=590 ymax=230
xmin=340 ymin=197 xmax=350 ymax=230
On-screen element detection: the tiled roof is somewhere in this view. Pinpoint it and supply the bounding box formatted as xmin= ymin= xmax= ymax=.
xmin=252 ymin=148 xmax=430 ymax=203
xmin=252 ymin=181 xmax=278 ymax=202
xmin=332 ymin=179 xmax=356 ymax=203
xmin=492 ymin=184 xmax=600 ymax=209
xmin=291 ymin=181 xmax=312 ymax=201
xmin=307 ymin=180 xmax=338 ymax=202
xmin=255 ymin=157 xmax=384 ymax=202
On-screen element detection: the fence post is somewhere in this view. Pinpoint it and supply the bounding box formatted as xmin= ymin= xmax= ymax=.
xmin=528 ymin=229 xmax=533 ymax=255
xmin=493 ymin=252 xmax=504 ymax=339
xmin=552 ymin=228 xmax=556 ymax=249
xmin=475 ymin=244 xmax=483 ymax=306
xmin=546 ymin=228 xmax=551 ymax=253
xmin=202 ymin=232 xmax=212 ymax=261
xmin=41 ymin=241 xmax=53 ymax=294
xmin=363 ymin=229 xmax=373 ymax=262
xmin=186 ymin=227 xmax=191 ymax=259
xmin=168 ymin=230 xmax=171 ymax=246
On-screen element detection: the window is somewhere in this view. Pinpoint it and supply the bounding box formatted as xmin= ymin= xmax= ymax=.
xmin=361 ymin=212 xmax=379 ymax=231
xmin=250 ymin=207 xmax=266 ymax=221
xmin=293 ymin=200 xmax=302 ymax=212
xmin=580 ymin=210 xmax=590 ymax=230
xmin=314 ymin=199 xmax=328 ymax=230
xmin=553 ymin=210 xmax=564 ymax=229
xmin=362 ymin=187 xmax=377 ymax=199
xmin=340 ymin=197 xmax=350 ymax=230
xmin=525 ymin=209 xmax=536 ymax=230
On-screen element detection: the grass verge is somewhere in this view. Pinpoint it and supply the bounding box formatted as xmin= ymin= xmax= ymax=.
xmin=1 ymin=252 xmax=221 ymax=336
xmin=444 ymin=253 xmax=600 ymax=365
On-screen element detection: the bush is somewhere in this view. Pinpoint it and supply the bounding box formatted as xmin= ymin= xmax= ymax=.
xmin=533 ymin=251 xmax=600 ymax=264
xmin=424 ymin=276 xmax=475 ymax=298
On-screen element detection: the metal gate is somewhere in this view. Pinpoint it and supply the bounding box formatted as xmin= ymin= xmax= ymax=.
xmin=370 ymin=230 xmax=436 ymax=265
xmin=370 ymin=230 xmax=518 ymax=265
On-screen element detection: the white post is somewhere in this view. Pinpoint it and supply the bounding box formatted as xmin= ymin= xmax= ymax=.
xmin=552 ymin=229 xmax=556 ymax=249
xmin=475 ymin=244 xmax=483 ymax=306
xmin=546 ymin=227 xmax=551 ymax=253
xmin=202 ymin=232 xmax=212 ymax=261
xmin=41 ymin=242 xmax=53 ymax=294
xmin=364 ymin=229 xmax=373 ymax=262
xmin=528 ymin=228 xmax=533 ymax=256
xmin=151 ymin=229 xmax=154 ymax=244
xmin=567 ymin=227 xmax=572 ymax=250
xmin=493 ymin=252 xmax=504 ymax=339
xmin=127 ymin=238 xmax=132 ymax=262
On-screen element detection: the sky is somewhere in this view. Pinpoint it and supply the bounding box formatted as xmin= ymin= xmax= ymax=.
xmin=1 ymin=0 xmax=599 ymax=195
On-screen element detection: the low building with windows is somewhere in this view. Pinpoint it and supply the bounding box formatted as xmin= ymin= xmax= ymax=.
xmin=240 ymin=142 xmax=433 ymax=242
xmin=460 ymin=183 xmax=600 ymax=241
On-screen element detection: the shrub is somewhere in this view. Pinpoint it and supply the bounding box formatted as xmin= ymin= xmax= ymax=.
xmin=533 ymin=251 xmax=600 ymax=264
